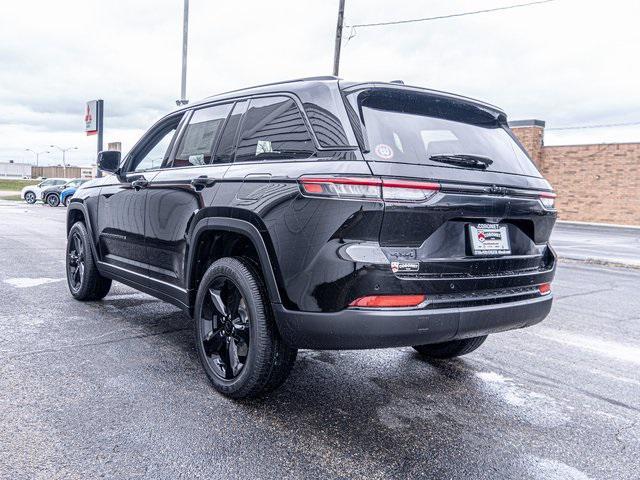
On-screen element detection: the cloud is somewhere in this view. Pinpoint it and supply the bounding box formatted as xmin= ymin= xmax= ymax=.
xmin=1 ymin=0 xmax=639 ymax=165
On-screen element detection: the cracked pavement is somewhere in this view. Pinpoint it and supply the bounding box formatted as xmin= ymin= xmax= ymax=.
xmin=0 ymin=202 xmax=639 ymax=479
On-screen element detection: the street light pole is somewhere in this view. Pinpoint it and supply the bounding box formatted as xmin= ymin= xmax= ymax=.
xmin=332 ymin=0 xmax=346 ymax=76
xmin=177 ymin=0 xmax=189 ymax=106
xmin=49 ymin=145 xmax=78 ymax=177
xmin=25 ymin=149 xmax=49 ymax=168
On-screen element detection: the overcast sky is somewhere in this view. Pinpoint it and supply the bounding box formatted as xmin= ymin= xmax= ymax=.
xmin=1 ymin=0 xmax=639 ymax=167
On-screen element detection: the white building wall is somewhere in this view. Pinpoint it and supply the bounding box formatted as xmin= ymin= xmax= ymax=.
xmin=0 ymin=162 xmax=32 ymax=178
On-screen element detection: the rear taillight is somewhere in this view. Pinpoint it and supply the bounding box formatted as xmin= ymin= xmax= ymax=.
xmin=299 ymin=177 xmax=382 ymax=200
xmin=538 ymin=283 xmax=551 ymax=295
xmin=299 ymin=176 xmax=440 ymax=203
xmin=539 ymin=192 xmax=556 ymax=209
xmin=349 ymin=294 xmax=426 ymax=308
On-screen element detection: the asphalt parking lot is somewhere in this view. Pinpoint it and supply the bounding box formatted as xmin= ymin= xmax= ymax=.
xmin=1 ymin=202 xmax=639 ymax=479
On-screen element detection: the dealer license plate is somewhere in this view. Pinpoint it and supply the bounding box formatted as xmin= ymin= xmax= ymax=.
xmin=468 ymin=223 xmax=511 ymax=256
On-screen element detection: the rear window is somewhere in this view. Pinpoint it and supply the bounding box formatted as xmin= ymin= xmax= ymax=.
xmin=352 ymin=89 xmax=541 ymax=177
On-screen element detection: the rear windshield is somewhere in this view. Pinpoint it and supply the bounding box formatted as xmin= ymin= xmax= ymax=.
xmin=351 ymin=89 xmax=541 ymax=178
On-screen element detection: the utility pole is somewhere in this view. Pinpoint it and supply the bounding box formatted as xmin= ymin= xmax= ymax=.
xmin=332 ymin=0 xmax=346 ymax=76
xmin=177 ymin=0 xmax=189 ymax=106
xmin=25 ymin=149 xmax=49 ymax=168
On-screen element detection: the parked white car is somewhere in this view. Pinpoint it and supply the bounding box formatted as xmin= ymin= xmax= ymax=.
xmin=21 ymin=178 xmax=69 ymax=204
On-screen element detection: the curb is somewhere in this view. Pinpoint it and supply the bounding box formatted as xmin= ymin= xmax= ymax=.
xmin=558 ymin=256 xmax=640 ymax=270
xmin=557 ymin=220 xmax=640 ymax=231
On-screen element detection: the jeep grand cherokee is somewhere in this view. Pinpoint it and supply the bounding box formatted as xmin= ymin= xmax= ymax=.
xmin=66 ymin=77 xmax=556 ymax=398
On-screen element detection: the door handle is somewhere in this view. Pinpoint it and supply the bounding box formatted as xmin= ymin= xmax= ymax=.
xmin=131 ymin=178 xmax=149 ymax=190
xmin=190 ymin=175 xmax=215 ymax=191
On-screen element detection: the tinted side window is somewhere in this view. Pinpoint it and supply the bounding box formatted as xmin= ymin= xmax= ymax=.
xmin=235 ymin=97 xmax=315 ymax=162
xmin=173 ymin=104 xmax=232 ymax=167
xmin=213 ymin=101 xmax=247 ymax=164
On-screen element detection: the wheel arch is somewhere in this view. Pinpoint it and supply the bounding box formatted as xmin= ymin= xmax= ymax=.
xmin=67 ymin=203 xmax=100 ymax=261
xmin=187 ymin=217 xmax=283 ymax=307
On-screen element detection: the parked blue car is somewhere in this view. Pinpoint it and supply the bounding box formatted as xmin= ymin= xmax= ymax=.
xmin=60 ymin=179 xmax=89 ymax=206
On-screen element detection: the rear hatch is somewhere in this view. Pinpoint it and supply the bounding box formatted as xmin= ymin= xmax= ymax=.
xmin=343 ymin=85 xmax=556 ymax=286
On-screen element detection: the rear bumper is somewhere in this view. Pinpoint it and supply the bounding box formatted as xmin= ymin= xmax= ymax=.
xmin=273 ymin=294 xmax=552 ymax=350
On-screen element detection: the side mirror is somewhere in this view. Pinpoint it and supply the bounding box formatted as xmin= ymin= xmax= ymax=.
xmin=97 ymin=150 xmax=121 ymax=173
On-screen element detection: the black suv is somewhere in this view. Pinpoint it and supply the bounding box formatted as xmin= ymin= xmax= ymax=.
xmin=66 ymin=77 xmax=556 ymax=398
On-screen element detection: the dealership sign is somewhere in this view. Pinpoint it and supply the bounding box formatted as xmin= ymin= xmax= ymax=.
xmin=85 ymin=100 xmax=98 ymax=136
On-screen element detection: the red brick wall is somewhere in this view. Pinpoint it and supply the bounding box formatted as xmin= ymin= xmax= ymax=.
xmin=511 ymin=123 xmax=640 ymax=225
xmin=542 ymin=143 xmax=640 ymax=225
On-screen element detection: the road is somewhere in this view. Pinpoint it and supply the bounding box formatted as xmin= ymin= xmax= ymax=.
xmin=1 ymin=202 xmax=638 ymax=479
xmin=552 ymin=222 xmax=640 ymax=268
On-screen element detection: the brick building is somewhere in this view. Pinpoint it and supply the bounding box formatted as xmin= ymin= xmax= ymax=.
xmin=510 ymin=120 xmax=640 ymax=226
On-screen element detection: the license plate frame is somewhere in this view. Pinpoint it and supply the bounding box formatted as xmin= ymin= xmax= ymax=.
xmin=468 ymin=223 xmax=511 ymax=256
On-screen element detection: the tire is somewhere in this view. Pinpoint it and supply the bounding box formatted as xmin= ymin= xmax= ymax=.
xmin=413 ymin=335 xmax=487 ymax=359
xmin=194 ymin=257 xmax=297 ymax=399
xmin=24 ymin=191 xmax=36 ymax=204
xmin=47 ymin=194 xmax=60 ymax=207
xmin=62 ymin=196 xmax=69 ymax=207
xmin=66 ymin=221 xmax=112 ymax=301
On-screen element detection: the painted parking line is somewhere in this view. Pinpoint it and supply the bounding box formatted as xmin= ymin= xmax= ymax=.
xmin=533 ymin=327 xmax=640 ymax=365
xmin=3 ymin=277 xmax=65 ymax=288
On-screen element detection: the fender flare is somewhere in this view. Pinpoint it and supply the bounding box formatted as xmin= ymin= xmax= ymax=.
xmin=66 ymin=202 xmax=100 ymax=262
xmin=187 ymin=217 xmax=282 ymax=304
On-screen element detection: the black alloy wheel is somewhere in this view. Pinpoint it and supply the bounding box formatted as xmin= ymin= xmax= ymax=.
xmin=200 ymin=277 xmax=251 ymax=380
xmin=67 ymin=231 xmax=85 ymax=293
xmin=66 ymin=222 xmax=112 ymax=300
xmin=195 ymin=257 xmax=297 ymax=399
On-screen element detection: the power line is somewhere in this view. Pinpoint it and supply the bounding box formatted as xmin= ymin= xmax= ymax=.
xmin=345 ymin=0 xmax=555 ymax=29
xmin=547 ymin=121 xmax=640 ymax=131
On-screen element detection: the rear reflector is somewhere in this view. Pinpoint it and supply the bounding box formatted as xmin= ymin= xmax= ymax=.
xmin=382 ymin=178 xmax=440 ymax=202
xmin=349 ymin=294 xmax=426 ymax=308
xmin=299 ymin=176 xmax=440 ymax=203
xmin=539 ymin=192 xmax=556 ymax=209
xmin=538 ymin=283 xmax=551 ymax=295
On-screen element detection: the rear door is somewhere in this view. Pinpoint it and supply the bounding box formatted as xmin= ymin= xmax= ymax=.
xmin=144 ymin=101 xmax=239 ymax=292
xmin=96 ymin=113 xmax=183 ymax=277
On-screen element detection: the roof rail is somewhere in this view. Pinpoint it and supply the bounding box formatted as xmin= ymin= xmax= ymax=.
xmin=205 ymin=76 xmax=340 ymax=100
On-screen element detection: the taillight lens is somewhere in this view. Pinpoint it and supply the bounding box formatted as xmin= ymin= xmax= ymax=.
xmin=539 ymin=192 xmax=556 ymax=209
xmin=299 ymin=177 xmax=382 ymax=199
xmin=299 ymin=176 xmax=440 ymax=203
xmin=538 ymin=283 xmax=551 ymax=295
xmin=349 ymin=294 xmax=426 ymax=308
